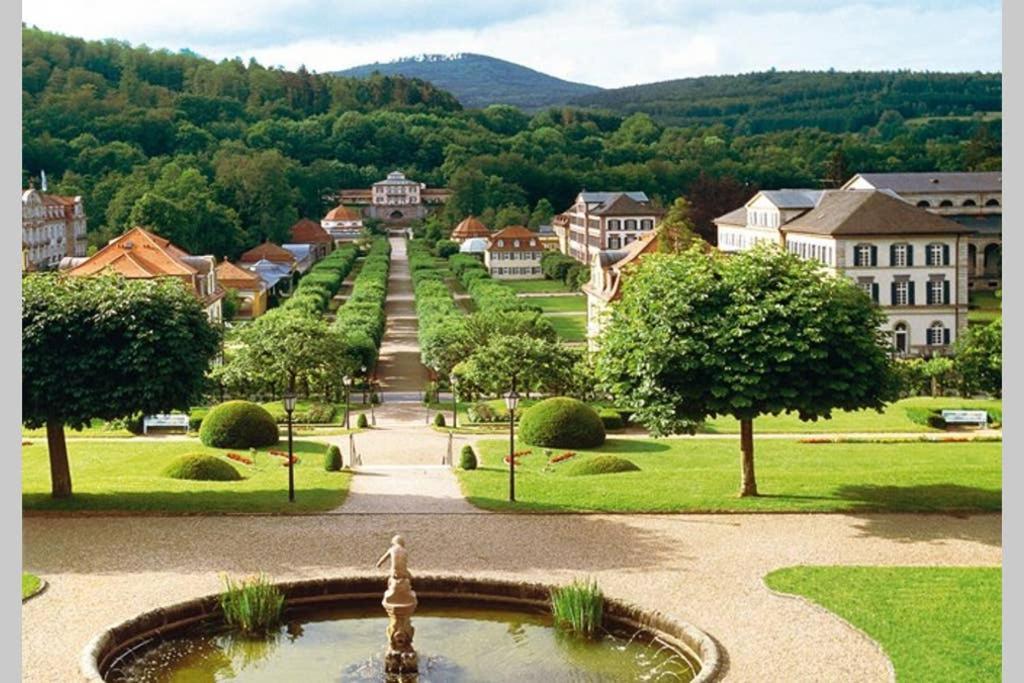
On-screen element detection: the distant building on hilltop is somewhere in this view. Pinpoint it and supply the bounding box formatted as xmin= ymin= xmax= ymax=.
xmin=22 ymin=187 xmax=87 ymax=271
xmin=338 ymin=170 xmax=450 ymax=223
xmin=552 ymin=191 xmax=664 ymax=264
xmin=842 ymin=172 xmax=1001 ymax=291
xmin=715 ymin=188 xmax=974 ymax=357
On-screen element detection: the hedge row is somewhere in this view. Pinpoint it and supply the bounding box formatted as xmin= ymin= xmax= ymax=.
xmin=448 ymin=253 xmax=538 ymax=314
xmin=332 ymin=238 xmax=391 ymax=362
xmin=409 ymin=240 xmax=463 ymax=367
xmin=281 ymin=245 xmax=358 ymax=316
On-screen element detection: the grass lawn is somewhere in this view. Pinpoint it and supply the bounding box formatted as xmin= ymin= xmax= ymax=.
xmin=505 ymin=279 xmax=571 ymax=293
xmin=23 ymin=439 xmax=351 ymax=513
xmin=526 ymin=295 xmax=586 ymax=314
xmin=22 ymin=573 xmax=43 ymax=600
xmin=547 ymin=314 xmax=588 ymax=342
xmin=702 ymin=397 xmax=1002 ymax=434
xmin=969 ymin=289 xmax=1001 ymax=325
xmin=457 ymin=437 xmax=1001 ymax=512
xmin=765 ymin=566 xmax=1001 ymax=682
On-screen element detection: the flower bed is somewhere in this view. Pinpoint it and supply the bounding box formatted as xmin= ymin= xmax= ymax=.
xmin=226 ymin=452 xmax=254 ymax=465
xmin=550 ymin=451 xmax=577 ymax=463
xmin=503 ymin=449 xmax=533 ymax=464
xmin=269 ymin=449 xmax=300 ymax=466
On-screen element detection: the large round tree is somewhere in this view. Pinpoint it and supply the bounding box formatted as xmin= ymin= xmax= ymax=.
xmin=595 ymin=244 xmax=899 ymax=496
xmin=22 ymin=274 xmax=220 ymax=497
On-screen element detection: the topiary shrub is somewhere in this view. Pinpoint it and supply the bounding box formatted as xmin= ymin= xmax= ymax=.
xmin=324 ymin=444 xmax=342 ymax=471
xmin=518 ymin=397 xmax=606 ymax=449
xmin=357 ymin=413 xmax=369 ymax=428
xmin=460 ymin=445 xmax=478 ymax=470
xmin=565 ymin=455 xmax=639 ymax=477
xmin=189 ymin=414 xmax=204 ymax=432
xmin=468 ymin=402 xmax=497 ymax=423
xmin=199 ymin=400 xmax=279 ymax=448
xmin=163 ymin=453 xmax=242 ymax=481
xmin=597 ymin=408 xmax=625 ymax=431
xmin=433 ymin=412 xmax=446 ymax=427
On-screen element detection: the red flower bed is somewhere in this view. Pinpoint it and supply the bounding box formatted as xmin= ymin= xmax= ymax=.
xmin=550 ymin=451 xmax=577 ymax=463
xmin=267 ymin=449 xmax=299 ymax=466
xmin=226 ymin=452 xmax=254 ymax=465
xmin=503 ymin=449 xmax=532 ymax=464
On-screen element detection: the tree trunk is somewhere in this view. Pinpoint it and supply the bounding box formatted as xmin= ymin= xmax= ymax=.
xmin=739 ymin=417 xmax=758 ymax=497
xmin=46 ymin=417 xmax=72 ymax=499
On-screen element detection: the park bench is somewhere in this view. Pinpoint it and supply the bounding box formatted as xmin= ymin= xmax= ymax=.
xmin=940 ymin=410 xmax=989 ymax=427
xmin=142 ymin=413 xmax=190 ymax=435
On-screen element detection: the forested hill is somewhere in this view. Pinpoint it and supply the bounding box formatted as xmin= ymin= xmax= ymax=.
xmin=570 ymin=70 xmax=1002 ymax=133
xmin=335 ymin=54 xmax=601 ymax=110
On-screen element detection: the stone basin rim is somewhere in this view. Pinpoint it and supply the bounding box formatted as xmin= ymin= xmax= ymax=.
xmin=80 ymin=573 xmax=722 ymax=682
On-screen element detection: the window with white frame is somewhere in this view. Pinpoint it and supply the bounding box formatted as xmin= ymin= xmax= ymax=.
xmin=641 ymin=219 xmax=653 ymax=230
xmin=893 ymin=281 xmax=910 ymax=306
xmin=927 ymin=279 xmax=945 ymax=305
xmin=927 ymin=243 xmax=945 ymax=266
xmin=927 ymin=322 xmax=946 ymax=346
xmin=892 ymin=243 xmax=908 ymax=267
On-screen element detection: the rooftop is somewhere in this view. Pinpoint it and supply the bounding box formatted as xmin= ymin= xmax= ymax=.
xmin=487 ymin=225 xmax=541 ymax=251
xmin=451 ymin=215 xmax=490 ymax=239
xmin=239 ymin=241 xmax=297 ymax=265
xmin=756 ymin=189 xmax=824 ymax=209
xmin=66 ymin=227 xmax=196 ymax=279
xmin=783 ymin=190 xmax=974 ymax=237
xmin=290 ymin=218 xmax=333 ymax=243
xmin=844 ymin=171 xmax=1002 ymax=194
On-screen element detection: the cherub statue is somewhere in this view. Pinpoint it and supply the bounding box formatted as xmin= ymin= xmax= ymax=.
xmin=375 ymin=534 xmax=411 ymax=581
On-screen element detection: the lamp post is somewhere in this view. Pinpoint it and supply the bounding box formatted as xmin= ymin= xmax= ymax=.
xmin=361 ymin=365 xmax=368 ymax=404
xmin=370 ymin=378 xmax=377 ymax=426
xmin=504 ymin=384 xmax=520 ymax=503
xmin=343 ymin=375 xmax=352 ymax=430
xmin=450 ymin=375 xmax=458 ymax=429
xmin=283 ymin=391 xmax=297 ymax=503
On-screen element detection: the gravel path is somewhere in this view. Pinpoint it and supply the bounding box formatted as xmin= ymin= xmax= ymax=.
xmin=375 ymin=237 xmax=429 ymax=395
xmin=22 ymin=512 xmax=1000 ymax=682
xmin=332 ymin=465 xmax=485 ymax=514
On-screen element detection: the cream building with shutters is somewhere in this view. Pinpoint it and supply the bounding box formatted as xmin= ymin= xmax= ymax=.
xmin=715 ymin=189 xmax=972 ymax=357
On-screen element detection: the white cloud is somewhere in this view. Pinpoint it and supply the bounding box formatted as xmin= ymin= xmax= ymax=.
xmin=23 ymin=1 xmax=1001 ymax=87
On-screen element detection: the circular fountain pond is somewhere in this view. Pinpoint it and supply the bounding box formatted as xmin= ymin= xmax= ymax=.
xmin=83 ymin=576 xmax=719 ymax=682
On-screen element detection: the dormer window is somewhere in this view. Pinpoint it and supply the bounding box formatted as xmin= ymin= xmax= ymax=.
xmin=497 ymin=240 xmax=504 ymax=247
xmin=513 ymin=240 xmax=520 ymax=247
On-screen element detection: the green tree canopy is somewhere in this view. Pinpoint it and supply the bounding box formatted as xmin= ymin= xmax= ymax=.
xmin=22 ymin=274 xmax=220 ymax=497
xmin=595 ymin=244 xmax=899 ymax=496
xmin=954 ymin=319 xmax=1002 ymax=397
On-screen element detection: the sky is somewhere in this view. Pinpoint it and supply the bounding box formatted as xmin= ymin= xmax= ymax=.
xmin=21 ymin=1 xmax=1002 ymax=88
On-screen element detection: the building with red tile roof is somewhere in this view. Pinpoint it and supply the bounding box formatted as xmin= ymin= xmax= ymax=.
xmin=451 ymin=216 xmax=490 ymax=242
xmin=484 ymin=226 xmax=545 ymax=279
xmin=215 ymin=260 xmax=268 ymax=319
xmin=321 ymin=204 xmax=364 ymax=244
xmin=289 ymin=218 xmax=334 ymax=260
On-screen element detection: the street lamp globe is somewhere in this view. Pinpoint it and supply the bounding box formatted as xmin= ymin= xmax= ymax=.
xmin=343 ymin=375 xmax=352 ymax=387
xmin=504 ymin=390 xmax=520 ymax=412
xmin=283 ymin=392 xmax=297 ymax=413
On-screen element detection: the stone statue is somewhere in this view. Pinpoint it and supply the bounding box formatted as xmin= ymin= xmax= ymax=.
xmin=376 ymin=535 xmax=418 ymax=675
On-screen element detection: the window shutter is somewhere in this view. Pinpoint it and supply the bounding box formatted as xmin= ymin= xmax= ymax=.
xmin=871 ymin=245 xmax=878 ymax=266
xmin=908 ymin=281 xmax=916 ymax=305
xmin=943 ymin=280 xmax=950 ymax=305
xmin=889 ymin=244 xmax=896 ymax=266
xmin=943 ymin=328 xmax=951 ymax=345
xmin=890 ymin=282 xmax=897 ymax=305
xmin=871 ymin=283 xmax=879 ymax=303
xmin=943 ymin=244 xmax=950 ymax=265
xmin=906 ymin=245 xmax=914 ymax=266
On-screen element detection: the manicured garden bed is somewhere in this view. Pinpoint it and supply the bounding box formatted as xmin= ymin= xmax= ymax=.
xmin=22 ymin=440 xmax=351 ymax=513
xmin=525 ymin=295 xmax=587 ymax=314
xmin=457 ymin=438 xmax=1001 ymax=512
xmin=547 ymin=314 xmax=588 ymax=342
xmin=765 ymin=566 xmax=1001 ymax=682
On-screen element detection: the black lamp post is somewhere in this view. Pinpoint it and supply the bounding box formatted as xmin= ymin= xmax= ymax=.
xmin=361 ymin=365 xmax=368 ymax=404
xmin=450 ymin=374 xmax=458 ymax=429
xmin=283 ymin=391 xmax=297 ymax=503
xmin=504 ymin=385 xmax=520 ymax=503
xmin=343 ymin=375 xmax=352 ymax=430
xmin=370 ymin=378 xmax=377 ymax=426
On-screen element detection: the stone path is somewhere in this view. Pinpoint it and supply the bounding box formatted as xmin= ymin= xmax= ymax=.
xmin=375 ymin=236 xmax=429 ymax=397
xmin=22 ymin=512 xmax=1001 ymax=682
xmin=330 ymin=465 xmax=484 ymax=514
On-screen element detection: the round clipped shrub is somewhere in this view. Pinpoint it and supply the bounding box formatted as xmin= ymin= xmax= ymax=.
xmin=324 ymin=444 xmax=342 ymax=471
xmin=518 ymin=397 xmax=606 ymax=449
xmin=565 ymin=455 xmax=639 ymax=477
xmin=199 ymin=400 xmax=279 ymax=448
xmin=357 ymin=413 xmax=369 ymax=429
xmin=433 ymin=412 xmax=446 ymax=427
xmin=598 ymin=408 xmax=625 ymax=431
xmin=163 ymin=453 xmax=242 ymax=481
xmin=460 ymin=445 xmax=478 ymax=470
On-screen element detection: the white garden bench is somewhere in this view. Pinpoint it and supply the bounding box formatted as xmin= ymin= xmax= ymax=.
xmin=940 ymin=410 xmax=989 ymax=427
xmin=142 ymin=414 xmax=190 ymax=434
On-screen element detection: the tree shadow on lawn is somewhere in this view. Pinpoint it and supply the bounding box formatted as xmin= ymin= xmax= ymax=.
xmin=21 ymin=485 xmax=348 ymax=514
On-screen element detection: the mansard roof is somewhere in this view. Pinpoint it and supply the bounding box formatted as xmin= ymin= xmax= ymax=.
xmin=844 ymin=172 xmax=1002 ymax=194
xmin=783 ymin=190 xmax=974 ymax=237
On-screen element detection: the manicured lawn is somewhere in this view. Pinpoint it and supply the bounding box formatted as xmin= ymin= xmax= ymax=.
xmin=969 ymin=290 xmax=1001 ymax=325
xmin=505 ymin=279 xmax=571 ymax=293
xmin=22 ymin=439 xmax=351 ymax=513
xmin=547 ymin=314 xmax=588 ymax=342
xmin=765 ymin=566 xmax=1001 ymax=682
xmin=22 ymin=418 xmax=136 ymax=440
xmin=702 ymin=397 xmax=1002 ymax=434
xmin=457 ymin=437 xmax=1001 ymax=512
xmin=527 ymin=295 xmax=586 ymax=314
xmin=22 ymin=573 xmax=43 ymax=600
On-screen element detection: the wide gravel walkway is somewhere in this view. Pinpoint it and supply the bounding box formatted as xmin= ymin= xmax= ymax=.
xmin=375 ymin=236 xmax=429 ymax=398
xmin=22 ymin=512 xmax=1000 ymax=682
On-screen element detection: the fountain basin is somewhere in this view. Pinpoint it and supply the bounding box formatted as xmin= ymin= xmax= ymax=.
xmin=81 ymin=575 xmax=721 ymax=682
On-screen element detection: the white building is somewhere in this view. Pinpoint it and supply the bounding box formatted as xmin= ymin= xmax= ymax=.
xmin=552 ymin=191 xmax=664 ymax=264
xmin=715 ymin=189 xmax=973 ymax=357
xmin=484 ymin=226 xmax=544 ymax=280
xmin=582 ymin=231 xmax=660 ymax=351
xmin=339 ymin=171 xmax=450 ymax=222
xmin=21 ymin=187 xmax=87 ymax=270
xmin=842 ymin=172 xmax=1001 ymax=290
xmin=321 ymin=204 xmax=364 ymax=244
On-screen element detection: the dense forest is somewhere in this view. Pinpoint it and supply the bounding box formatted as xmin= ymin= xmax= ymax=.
xmin=336 ymin=53 xmax=601 ymax=110
xmin=571 ymin=70 xmax=1002 ymax=132
xmin=22 ymin=27 xmax=1002 ymax=255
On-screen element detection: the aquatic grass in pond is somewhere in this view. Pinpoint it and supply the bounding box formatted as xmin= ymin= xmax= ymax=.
xmin=551 ymin=578 xmax=604 ymax=638
xmin=219 ymin=574 xmax=284 ymax=635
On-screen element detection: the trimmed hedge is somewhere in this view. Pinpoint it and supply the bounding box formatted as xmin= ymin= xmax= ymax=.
xmin=518 ymin=397 xmax=606 ymax=449
xmin=410 ymin=240 xmax=465 ymax=368
xmin=433 ymin=412 xmax=446 ymax=427
xmin=282 ymin=245 xmax=358 ymax=315
xmin=598 ymin=408 xmax=625 ymax=430
xmin=163 ymin=453 xmax=242 ymax=481
xmin=199 ymin=400 xmax=280 ymax=448
xmin=324 ymin=444 xmax=342 ymax=471
xmin=565 ymin=455 xmax=640 ymax=476
xmin=460 ymin=444 xmax=478 ymax=470
xmin=357 ymin=413 xmax=369 ymax=428
xmin=332 ymin=238 xmax=391 ymax=361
